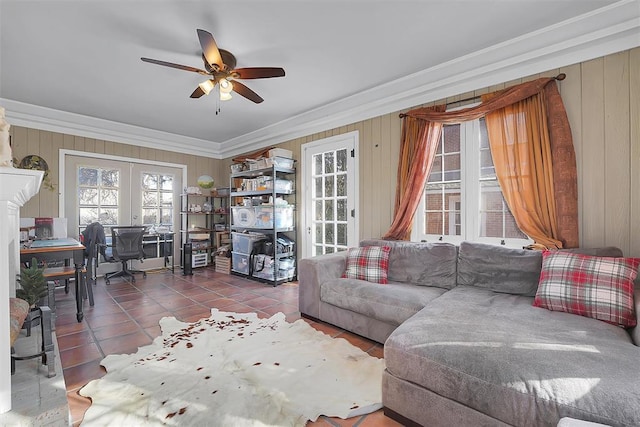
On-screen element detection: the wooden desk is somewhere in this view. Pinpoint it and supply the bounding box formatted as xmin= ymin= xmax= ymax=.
xmin=21 ymin=238 xmax=86 ymax=322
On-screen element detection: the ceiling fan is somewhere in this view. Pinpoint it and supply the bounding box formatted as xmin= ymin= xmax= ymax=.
xmin=141 ymin=29 xmax=285 ymax=104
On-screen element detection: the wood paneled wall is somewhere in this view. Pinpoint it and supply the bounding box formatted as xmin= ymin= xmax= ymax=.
xmin=10 ymin=47 xmax=639 ymax=257
xmin=10 ymin=128 xmax=219 ymax=218
xmin=258 ymin=47 xmax=640 ymax=257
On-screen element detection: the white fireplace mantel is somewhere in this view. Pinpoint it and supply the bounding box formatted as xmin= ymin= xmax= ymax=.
xmin=0 ymin=167 xmax=43 ymax=414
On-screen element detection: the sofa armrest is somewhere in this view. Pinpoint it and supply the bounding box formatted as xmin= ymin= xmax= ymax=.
xmin=632 ymin=285 xmax=640 ymax=346
xmin=298 ymin=251 xmax=348 ymax=318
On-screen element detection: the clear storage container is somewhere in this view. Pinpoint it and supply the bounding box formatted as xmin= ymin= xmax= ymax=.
xmin=231 ymin=231 xmax=267 ymax=254
xmin=231 ymin=251 xmax=250 ymax=275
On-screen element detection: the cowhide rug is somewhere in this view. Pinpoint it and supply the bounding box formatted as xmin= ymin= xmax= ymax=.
xmin=80 ymin=309 xmax=385 ymax=426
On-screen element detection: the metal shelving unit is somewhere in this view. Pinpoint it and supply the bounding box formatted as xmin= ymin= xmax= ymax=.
xmin=229 ymin=161 xmax=296 ymax=286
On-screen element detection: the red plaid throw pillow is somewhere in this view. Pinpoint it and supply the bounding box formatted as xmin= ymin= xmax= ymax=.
xmin=342 ymin=246 xmax=391 ymax=284
xmin=533 ymin=251 xmax=640 ymax=327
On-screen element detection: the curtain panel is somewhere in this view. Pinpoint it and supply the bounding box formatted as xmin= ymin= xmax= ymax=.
xmin=385 ymin=106 xmax=445 ymax=241
xmin=383 ymin=77 xmax=578 ymax=248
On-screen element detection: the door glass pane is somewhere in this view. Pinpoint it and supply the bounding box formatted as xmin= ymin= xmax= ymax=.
xmin=143 ymin=208 xmax=157 ymax=224
xmin=315 ymin=200 xmax=323 ymax=221
xmin=101 ymin=208 xmax=118 ymax=225
xmin=337 ymin=223 xmax=347 ymax=246
xmin=314 ymin=154 xmax=323 ymax=175
xmin=161 ymin=175 xmax=173 ymax=191
xmin=78 ymin=188 xmax=97 ymax=205
xmin=324 ymin=152 xmax=335 ymax=174
xmin=78 ymin=168 xmax=98 ymax=186
xmin=325 ymin=224 xmax=334 ymax=244
xmin=336 ymin=149 xmax=347 ymax=172
xmin=325 ymin=200 xmax=334 ymax=221
xmin=324 ymin=176 xmax=334 ymax=197
xmin=102 ymin=170 xmax=119 ymax=187
xmin=337 ymin=199 xmax=347 ymax=221
xmin=142 ymin=174 xmax=158 ymax=190
xmin=336 ymin=174 xmax=346 ymax=197
xmin=143 ymin=191 xmax=158 ymax=207
xmin=100 ymin=189 xmax=118 ymax=205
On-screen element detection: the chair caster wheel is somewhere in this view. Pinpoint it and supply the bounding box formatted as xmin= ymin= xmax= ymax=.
xmin=143 ymin=272 xmax=147 ymax=278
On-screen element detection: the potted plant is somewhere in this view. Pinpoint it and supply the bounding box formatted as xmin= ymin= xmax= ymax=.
xmin=16 ymin=257 xmax=49 ymax=335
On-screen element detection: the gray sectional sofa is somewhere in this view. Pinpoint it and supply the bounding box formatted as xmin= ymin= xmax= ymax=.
xmin=298 ymin=240 xmax=640 ymax=427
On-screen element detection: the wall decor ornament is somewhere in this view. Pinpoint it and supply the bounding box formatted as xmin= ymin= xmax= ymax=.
xmin=197 ymin=174 xmax=215 ymax=189
xmin=17 ymin=155 xmax=56 ymax=191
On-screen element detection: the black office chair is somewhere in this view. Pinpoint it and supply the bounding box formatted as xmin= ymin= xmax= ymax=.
xmin=81 ymin=222 xmax=106 ymax=288
xmin=104 ymin=226 xmax=147 ymax=285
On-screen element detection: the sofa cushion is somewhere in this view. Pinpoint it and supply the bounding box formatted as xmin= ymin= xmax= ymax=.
xmin=457 ymin=241 xmax=542 ymax=295
xmin=384 ymin=285 xmax=639 ymax=426
xmin=321 ymin=278 xmax=447 ymax=325
xmin=342 ymin=245 xmax=391 ymax=284
xmin=360 ymin=239 xmax=458 ymax=289
xmin=534 ymin=251 xmax=640 ymax=327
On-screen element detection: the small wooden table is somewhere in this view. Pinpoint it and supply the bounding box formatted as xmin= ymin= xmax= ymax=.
xmin=21 ymin=238 xmax=86 ymax=322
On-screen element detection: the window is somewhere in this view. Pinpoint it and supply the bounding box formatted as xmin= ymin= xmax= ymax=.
xmin=414 ymin=117 xmax=530 ymax=247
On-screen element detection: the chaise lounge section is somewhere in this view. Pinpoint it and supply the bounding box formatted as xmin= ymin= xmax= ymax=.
xmin=298 ymin=240 xmax=640 ymax=426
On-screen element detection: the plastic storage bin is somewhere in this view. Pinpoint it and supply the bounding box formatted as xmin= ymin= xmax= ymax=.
xmin=252 ymin=255 xmax=295 ymax=281
xmin=232 ymin=205 xmax=294 ymax=229
xmin=232 ymin=251 xmax=250 ymax=275
xmin=264 ymin=157 xmax=295 ymax=169
xmin=268 ymin=148 xmax=293 ymax=159
xmin=231 ymin=206 xmax=257 ymax=227
xmin=254 ymin=206 xmax=294 ymax=229
xmin=264 ymin=178 xmax=293 ymax=192
xmin=232 ymin=231 xmax=267 ymax=254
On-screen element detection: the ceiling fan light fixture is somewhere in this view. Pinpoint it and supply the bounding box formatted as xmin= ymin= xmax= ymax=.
xmin=198 ymin=79 xmax=215 ymax=95
xmin=219 ymin=91 xmax=233 ymax=101
xmin=219 ymin=78 xmax=233 ymax=93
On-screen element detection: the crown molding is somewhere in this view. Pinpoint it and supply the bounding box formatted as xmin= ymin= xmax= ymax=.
xmin=3 ymin=0 xmax=639 ymax=160
xmin=221 ymin=0 xmax=640 ymax=158
xmin=1 ymin=99 xmax=222 ymax=158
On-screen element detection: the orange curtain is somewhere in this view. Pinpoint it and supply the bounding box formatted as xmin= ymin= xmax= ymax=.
xmin=383 ymin=107 xmax=444 ymax=240
xmin=483 ymin=93 xmax=561 ymax=248
xmin=383 ymin=77 xmax=578 ymax=248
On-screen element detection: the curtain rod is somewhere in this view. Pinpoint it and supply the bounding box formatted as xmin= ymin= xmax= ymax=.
xmin=398 ymin=73 xmax=566 ymax=118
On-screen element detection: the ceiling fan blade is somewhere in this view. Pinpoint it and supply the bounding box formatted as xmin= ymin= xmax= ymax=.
xmin=231 ymin=81 xmax=264 ymax=103
xmin=197 ymin=29 xmax=224 ymax=70
xmin=232 ymin=67 xmax=285 ymax=79
xmin=141 ymin=57 xmax=209 ymax=75
xmin=190 ymin=86 xmax=206 ymax=98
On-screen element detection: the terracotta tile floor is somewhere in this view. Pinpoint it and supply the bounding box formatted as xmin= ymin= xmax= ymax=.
xmin=54 ymin=267 xmax=401 ymax=426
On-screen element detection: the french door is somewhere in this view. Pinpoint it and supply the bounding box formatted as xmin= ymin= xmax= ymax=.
xmin=301 ymin=131 xmax=359 ymax=259
xmin=62 ymin=152 xmax=183 ymax=270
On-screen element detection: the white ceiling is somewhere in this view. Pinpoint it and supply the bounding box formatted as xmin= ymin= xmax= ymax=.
xmin=1 ymin=1 xmax=639 ymax=159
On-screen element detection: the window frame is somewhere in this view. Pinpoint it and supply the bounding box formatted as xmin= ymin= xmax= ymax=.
xmin=412 ymin=114 xmax=532 ymax=248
